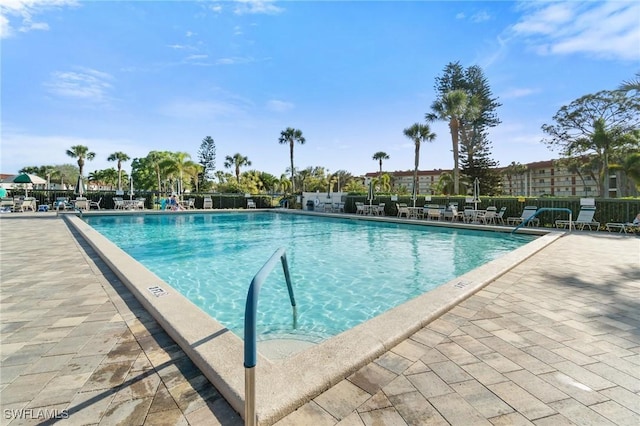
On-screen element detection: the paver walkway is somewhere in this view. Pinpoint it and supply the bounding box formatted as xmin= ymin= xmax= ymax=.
xmin=1 ymin=213 xmax=639 ymax=426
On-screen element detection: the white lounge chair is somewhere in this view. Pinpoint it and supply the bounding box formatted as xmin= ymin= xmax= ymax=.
xmin=507 ymin=206 xmax=539 ymax=227
xmin=89 ymin=197 xmax=102 ymax=210
xmin=555 ymin=206 xmax=599 ymax=230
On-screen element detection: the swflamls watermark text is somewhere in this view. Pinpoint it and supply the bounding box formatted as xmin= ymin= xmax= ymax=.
xmin=4 ymin=408 xmax=69 ymax=420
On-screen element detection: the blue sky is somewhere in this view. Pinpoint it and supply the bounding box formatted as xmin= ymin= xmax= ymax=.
xmin=2 ymin=0 xmax=639 ymax=178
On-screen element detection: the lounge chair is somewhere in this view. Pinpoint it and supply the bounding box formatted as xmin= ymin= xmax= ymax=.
xmin=0 ymin=197 xmax=14 ymax=212
xmin=606 ymin=215 xmax=640 ymax=234
xmin=555 ymin=206 xmax=599 ymax=230
xmin=203 ymin=197 xmax=213 ymax=209
xmin=55 ymin=197 xmax=73 ymax=211
xmin=89 ymin=197 xmax=102 ymax=210
xmin=507 ymin=206 xmax=540 ymax=227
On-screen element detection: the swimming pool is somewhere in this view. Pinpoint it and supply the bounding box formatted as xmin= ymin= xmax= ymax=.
xmin=84 ymin=212 xmax=535 ymax=342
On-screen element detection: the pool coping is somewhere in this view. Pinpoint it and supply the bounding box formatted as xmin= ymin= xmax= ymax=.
xmin=63 ymin=210 xmax=563 ymax=424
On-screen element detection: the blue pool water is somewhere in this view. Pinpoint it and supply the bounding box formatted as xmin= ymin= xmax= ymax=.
xmin=84 ymin=212 xmax=535 ymax=342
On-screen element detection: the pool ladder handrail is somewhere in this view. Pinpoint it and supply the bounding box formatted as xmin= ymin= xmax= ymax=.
xmin=511 ymin=207 xmax=573 ymax=234
xmin=244 ymin=247 xmax=296 ymax=426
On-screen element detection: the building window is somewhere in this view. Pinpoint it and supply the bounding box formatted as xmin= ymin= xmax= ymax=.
xmin=539 ymin=179 xmax=545 ymax=183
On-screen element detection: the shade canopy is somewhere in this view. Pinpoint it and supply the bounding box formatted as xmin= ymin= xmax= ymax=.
xmin=12 ymin=173 xmax=46 ymax=184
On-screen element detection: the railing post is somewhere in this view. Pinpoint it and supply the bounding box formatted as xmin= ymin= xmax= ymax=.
xmin=244 ymin=248 xmax=296 ymax=426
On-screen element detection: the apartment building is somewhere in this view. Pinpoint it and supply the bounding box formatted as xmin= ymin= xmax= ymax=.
xmin=501 ymin=160 xmax=600 ymax=197
xmin=367 ymin=158 xmax=632 ymax=197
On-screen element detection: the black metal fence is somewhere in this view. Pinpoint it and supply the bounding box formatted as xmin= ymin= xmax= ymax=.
xmin=15 ymin=190 xmax=640 ymax=228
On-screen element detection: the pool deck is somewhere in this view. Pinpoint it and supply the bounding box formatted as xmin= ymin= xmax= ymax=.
xmin=1 ymin=212 xmax=639 ymax=425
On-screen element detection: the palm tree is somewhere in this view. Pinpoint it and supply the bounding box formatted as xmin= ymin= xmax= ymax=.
xmin=427 ymin=89 xmax=474 ymax=195
xmin=403 ymin=123 xmax=436 ymax=204
xmin=107 ymin=151 xmax=130 ymax=191
xmin=66 ymin=145 xmax=96 ymax=177
xmin=372 ymin=152 xmax=390 ymax=181
xmin=278 ymin=127 xmax=306 ymax=192
xmin=224 ymin=153 xmax=251 ymax=184
xmin=619 ymin=72 xmax=640 ymax=92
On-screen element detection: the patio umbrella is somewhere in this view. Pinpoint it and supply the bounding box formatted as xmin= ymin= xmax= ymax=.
xmin=472 ymin=177 xmax=480 ymax=210
xmin=74 ymin=175 xmax=85 ymax=196
xmin=12 ymin=173 xmax=46 ymax=196
xmin=366 ymin=178 xmax=374 ymax=206
xmin=411 ymin=182 xmax=417 ymax=208
xmin=129 ymin=174 xmax=134 ymax=201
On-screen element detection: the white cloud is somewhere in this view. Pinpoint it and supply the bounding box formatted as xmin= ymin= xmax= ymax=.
xmin=510 ymin=1 xmax=640 ymax=61
xmin=216 ymin=56 xmax=255 ymax=65
xmin=470 ymin=11 xmax=491 ymax=23
xmin=209 ymin=3 xmax=223 ymax=14
xmin=186 ymin=54 xmax=208 ymax=61
xmin=44 ymin=67 xmax=113 ymax=102
xmin=233 ymin=0 xmax=283 ymax=16
xmin=0 ymin=0 xmax=78 ymax=38
xmin=185 ymin=31 xmax=194 ymax=37
xmin=500 ymin=88 xmax=539 ymax=99
xmin=266 ymin=99 xmax=294 ymax=112
xmin=455 ymin=10 xmax=491 ymax=23
xmin=167 ymin=43 xmax=195 ymax=50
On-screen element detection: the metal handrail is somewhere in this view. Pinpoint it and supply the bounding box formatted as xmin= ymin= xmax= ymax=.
xmin=244 ymin=247 xmax=296 ymax=426
xmin=511 ymin=207 xmax=572 ymax=233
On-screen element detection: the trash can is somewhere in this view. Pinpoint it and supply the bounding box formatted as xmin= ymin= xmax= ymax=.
xmin=306 ymin=200 xmax=315 ymax=211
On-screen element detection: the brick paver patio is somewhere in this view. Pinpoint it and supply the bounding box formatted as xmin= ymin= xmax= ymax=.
xmin=1 ymin=213 xmax=638 ymax=425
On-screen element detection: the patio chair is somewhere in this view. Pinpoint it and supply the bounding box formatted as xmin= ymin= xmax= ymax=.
xmin=479 ymin=206 xmax=498 ymax=225
xmin=247 ymin=199 xmax=256 ymax=209
xmin=495 ymin=207 xmax=507 ymax=225
xmin=22 ymin=197 xmax=37 ymax=212
xmin=443 ymin=205 xmax=459 ymax=222
xmin=555 ymin=206 xmax=600 ymax=230
xmin=113 ymin=197 xmax=125 ymax=210
xmin=355 ymin=202 xmax=365 ymax=215
xmin=376 ymin=203 xmax=385 ymax=216
xmin=203 ymin=197 xmax=213 ymax=209
xmin=396 ymin=203 xmax=409 ymax=218
xmin=507 ymin=206 xmax=539 ymax=227
xmin=186 ymin=198 xmax=196 ymax=209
